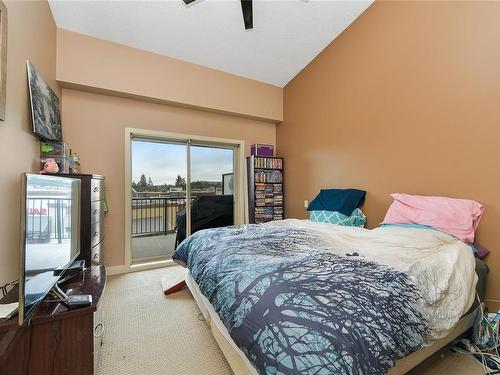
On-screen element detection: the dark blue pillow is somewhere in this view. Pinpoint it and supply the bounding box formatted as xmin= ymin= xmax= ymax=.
xmin=307 ymin=189 xmax=366 ymax=216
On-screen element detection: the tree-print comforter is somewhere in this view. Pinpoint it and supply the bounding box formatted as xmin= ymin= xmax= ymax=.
xmin=172 ymin=219 xmax=477 ymax=375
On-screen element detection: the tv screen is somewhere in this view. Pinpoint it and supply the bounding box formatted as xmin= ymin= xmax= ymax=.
xmin=19 ymin=174 xmax=80 ymax=325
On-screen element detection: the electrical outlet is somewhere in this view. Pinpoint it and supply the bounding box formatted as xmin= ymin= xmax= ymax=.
xmin=304 ymin=200 xmax=309 ymax=208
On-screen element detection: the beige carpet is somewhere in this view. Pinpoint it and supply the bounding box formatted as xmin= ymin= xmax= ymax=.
xmin=97 ymin=267 xmax=232 ymax=375
xmin=412 ymin=351 xmax=483 ymax=375
xmin=97 ymin=267 xmax=484 ymax=375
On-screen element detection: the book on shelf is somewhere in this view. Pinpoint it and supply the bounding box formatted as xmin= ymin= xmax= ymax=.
xmin=254 ymin=170 xmax=282 ymax=183
xmin=273 ymin=206 xmax=284 ymax=220
xmin=248 ymin=155 xmax=284 ymax=223
xmin=255 ymin=206 xmax=274 ymax=223
xmin=254 ymin=157 xmax=283 ymax=169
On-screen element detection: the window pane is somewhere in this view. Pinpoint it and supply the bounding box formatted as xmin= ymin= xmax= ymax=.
xmin=131 ymin=140 xmax=186 ymax=262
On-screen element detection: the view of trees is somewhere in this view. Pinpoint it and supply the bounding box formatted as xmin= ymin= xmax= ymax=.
xmin=132 ymin=174 xmax=221 ymax=192
xmin=175 ymin=175 xmax=186 ymax=188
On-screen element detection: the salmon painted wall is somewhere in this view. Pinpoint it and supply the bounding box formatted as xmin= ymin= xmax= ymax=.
xmin=277 ymin=1 xmax=500 ymax=304
xmin=61 ymin=89 xmax=276 ymax=268
xmin=56 ymin=29 xmax=282 ymax=123
xmin=0 ymin=1 xmax=59 ymax=286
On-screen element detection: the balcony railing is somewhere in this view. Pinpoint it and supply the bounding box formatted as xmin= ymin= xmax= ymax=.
xmin=26 ymin=197 xmax=72 ymax=242
xmin=131 ymin=197 xmax=186 ymax=237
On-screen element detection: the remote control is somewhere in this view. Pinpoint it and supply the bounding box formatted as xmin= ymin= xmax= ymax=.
xmin=66 ymin=294 xmax=92 ymax=309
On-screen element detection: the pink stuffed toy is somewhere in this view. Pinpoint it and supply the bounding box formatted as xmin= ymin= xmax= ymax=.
xmin=40 ymin=159 xmax=59 ymax=174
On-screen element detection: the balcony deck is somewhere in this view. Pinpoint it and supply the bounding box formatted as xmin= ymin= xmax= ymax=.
xmin=131 ymin=196 xmax=183 ymax=262
xmin=132 ymin=233 xmax=177 ymax=261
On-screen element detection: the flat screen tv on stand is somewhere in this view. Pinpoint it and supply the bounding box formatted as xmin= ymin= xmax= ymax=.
xmin=18 ymin=174 xmax=90 ymax=325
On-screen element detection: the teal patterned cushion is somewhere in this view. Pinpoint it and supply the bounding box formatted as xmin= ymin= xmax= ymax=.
xmin=309 ymin=208 xmax=366 ymax=227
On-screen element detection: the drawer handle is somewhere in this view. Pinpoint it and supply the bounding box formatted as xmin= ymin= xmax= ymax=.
xmin=94 ymin=209 xmax=99 ymax=215
xmin=94 ymin=232 xmax=99 ymax=237
xmin=94 ymin=322 xmax=104 ymax=338
xmin=93 ymin=253 xmax=99 ymax=260
xmin=93 ymin=187 xmax=99 ymax=193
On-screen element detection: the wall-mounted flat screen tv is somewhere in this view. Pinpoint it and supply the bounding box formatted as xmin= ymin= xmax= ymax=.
xmin=19 ymin=174 xmax=80 ymax=325
xmin=26 ymin=60 xmax=62 ymax=142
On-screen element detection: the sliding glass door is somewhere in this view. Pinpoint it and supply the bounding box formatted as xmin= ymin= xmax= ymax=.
xmin=130 ymin=137 xmax=236 ymax=264
xmin=189 ymin=144 xmax=234 ymax=238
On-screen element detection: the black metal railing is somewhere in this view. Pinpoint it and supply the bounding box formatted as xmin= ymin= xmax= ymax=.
xmin=26 ymin=197 xmax=72 ymax=243
xmin=131 ymin=197 xmax=186 ymax=237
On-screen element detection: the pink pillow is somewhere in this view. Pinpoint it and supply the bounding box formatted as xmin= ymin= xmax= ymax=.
xmin=382 ymin=193 xmax=484 ymax=243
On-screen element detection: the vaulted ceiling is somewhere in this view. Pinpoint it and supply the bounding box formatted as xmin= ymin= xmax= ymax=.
xmin=49 ymin=0 xmax=373 ymax=87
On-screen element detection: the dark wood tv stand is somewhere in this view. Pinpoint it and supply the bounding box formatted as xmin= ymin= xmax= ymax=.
xmin=0 ymin=265 xmax=106 ymax=374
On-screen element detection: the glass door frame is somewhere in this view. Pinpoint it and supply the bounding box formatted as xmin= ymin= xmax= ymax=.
xmin=124 ymin=128 xmax=247 ymax=273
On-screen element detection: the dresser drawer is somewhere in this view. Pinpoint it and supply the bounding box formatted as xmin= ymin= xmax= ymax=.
xmin=91 ymin=179 xmax=105 ymax=202
xmin=91 ymin=220 xmax=104 ymax=248
xmin=91 ymin=240 xmax=103 ymax=265
xmin=91 ymin=200 xmax=106 ymax=224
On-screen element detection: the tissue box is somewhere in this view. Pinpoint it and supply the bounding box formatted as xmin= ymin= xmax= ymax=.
xmin=250 ymin=144 xmax=274 ymax=157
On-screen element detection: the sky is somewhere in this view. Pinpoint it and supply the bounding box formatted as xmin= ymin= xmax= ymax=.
xmin=131 ymin=140 xmax=233 ymax=185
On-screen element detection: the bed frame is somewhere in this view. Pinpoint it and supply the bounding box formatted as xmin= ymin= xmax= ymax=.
xmin=185 ymin=269 xmax=478 ymax=375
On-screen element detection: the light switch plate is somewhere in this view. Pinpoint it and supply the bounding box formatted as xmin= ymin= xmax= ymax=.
xmin=304 ymin=200 xmax=309 ymax=208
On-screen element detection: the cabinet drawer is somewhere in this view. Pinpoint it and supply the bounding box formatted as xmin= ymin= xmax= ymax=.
xmin=91 ymin=221 xmax=104 ymax=248
xmin=91 ymin=240 xmax=103 ymax=265
xmin=91 ymin=179 xmax=105 ymax=202
xmin=91 ymin=200 xmax=105 ymax=224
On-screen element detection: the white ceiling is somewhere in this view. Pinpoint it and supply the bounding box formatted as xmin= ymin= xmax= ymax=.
xmin=49 ymin=0 xmax=373 ymax=87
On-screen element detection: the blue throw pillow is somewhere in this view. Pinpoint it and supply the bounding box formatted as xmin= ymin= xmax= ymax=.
xmin=309 ymin=208 xmax=366 ymax=227
xmin=307 ymin=189 xmax=366 ymax=216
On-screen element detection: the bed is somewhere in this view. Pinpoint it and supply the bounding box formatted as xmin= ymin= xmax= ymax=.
xmin=172 ymin=219 xmax=486 ymax=375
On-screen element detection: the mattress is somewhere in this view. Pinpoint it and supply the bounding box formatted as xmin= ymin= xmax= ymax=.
xmin=186 ymin=269 xmax=478 ymax=375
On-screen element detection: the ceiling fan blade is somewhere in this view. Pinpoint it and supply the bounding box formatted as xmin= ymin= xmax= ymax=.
xmin=182 ymin=0 xmax=197 ymax=4
xmin=240 ymin=0 xmax=253 ymax=30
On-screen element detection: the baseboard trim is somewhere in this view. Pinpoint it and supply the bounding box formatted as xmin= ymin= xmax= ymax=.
xmin=106 ymin=265 xmax=130 ymax=275
xmin=106 ymin=260 xmax=177 ymax=276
